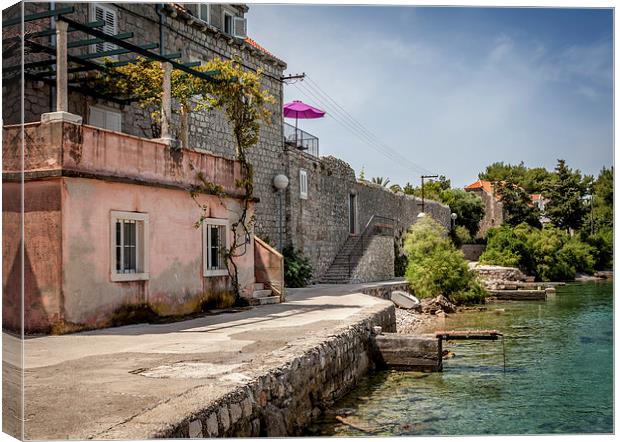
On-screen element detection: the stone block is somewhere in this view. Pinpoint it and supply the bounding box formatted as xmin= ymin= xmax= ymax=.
xmin=188 ymin=419 xmax=202 ymax=438
xmin=205 ymin=413 xmax=219 ymax=437
xmin=218 ymin=405 xmax=230 ymax=431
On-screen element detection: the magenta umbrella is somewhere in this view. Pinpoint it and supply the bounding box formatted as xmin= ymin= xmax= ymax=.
xmin=283 ymin=100 xmax=325 ymax=146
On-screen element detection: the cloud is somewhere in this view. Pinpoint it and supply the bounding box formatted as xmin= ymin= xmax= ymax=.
xmin=248 ymin=6 xmax=613 ymax=187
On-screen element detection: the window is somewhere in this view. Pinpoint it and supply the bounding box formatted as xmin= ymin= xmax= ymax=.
xmin=110 ymin=211 xmax=149 ymax=282
xmin=223 ymin=11 xmax=233 ymax=34
xmin=233 ymin=17 xmax=247 ymax=38
xmin=91 ymin=4 xmax=118 ymax=53
xmin=299 ymin=169 xmax=308 ymax=199
xmin=89 ymin=105 xmax=122 ymax=132
xmin=199 ymin=4 xmax=210 ymax=23
xmin=203 ymin=219 xmax=229 ymax=276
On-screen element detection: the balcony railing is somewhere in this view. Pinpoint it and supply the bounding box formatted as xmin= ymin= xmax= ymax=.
xmin=283 ymin=122 xmax=319 ymax=158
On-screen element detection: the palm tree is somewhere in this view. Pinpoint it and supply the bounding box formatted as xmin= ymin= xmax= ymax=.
xmin=371 ymin=176 xmax=390 ymax=187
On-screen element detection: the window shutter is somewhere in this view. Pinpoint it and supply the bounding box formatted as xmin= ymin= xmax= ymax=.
xmin=300 ymin=169 xmax=308 ymax=199
xmin=200 ymin=4 xmax=210 ymax=23
xmin=106 ymin=111 xmax=122 ymax=132
xmin=93 ymin=4 xmax=117 ymax=52
xmin=233 ymin=17 xmax=247 ymax=39
xmin=89 ymin=106 xmax=106 ymax=128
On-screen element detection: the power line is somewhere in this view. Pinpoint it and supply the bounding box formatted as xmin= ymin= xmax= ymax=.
xmin=304 ymin=75 xmax=432 ymax=175
xmin=291 ymin=79 xmax=432 ymax=176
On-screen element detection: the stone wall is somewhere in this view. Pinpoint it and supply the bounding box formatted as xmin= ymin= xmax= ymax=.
xmin=461 ymin=244 xmax=486 ymax=261
xmin=283 ymin=150 xmax=451 ymax=281
xmin=467 ymin=188 xmax=504 ymax=237
xmin=160 ymin=302 xmax=396 ymax=438
xmin=350 ymin=236 xmax=395 ymax=283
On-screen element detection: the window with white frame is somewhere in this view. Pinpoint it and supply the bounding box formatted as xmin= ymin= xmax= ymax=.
xmin=299 ymin=169 xmax=308 ymax=199
xmin=91 ymin=4 xmax=118 ymax=53
xmin=110 ymin=211 xmax=149 ymax=281
xmin=203 ymin=219 xmax=229 ymax=276
xmin=223 ymin=11 xmax=233 ymax=35
xmin=89 ymin=105 xmax=122 ymax=132
xmin=199 ymin=3 xmax=210 ymax=24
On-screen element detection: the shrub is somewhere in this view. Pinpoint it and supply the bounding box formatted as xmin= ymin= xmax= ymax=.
xmin=394 ymin=238 xmax=407 ymax=277
xmin=481 ymin=223 xmax=597 ymax=281
xmin=584 ymin=227 xmax=613 ymax=270
xmin=404 ymin=217 xmax=486 ymax=304
xmin=450 ymin=225 xmax=473 ymax=247
xmin=283 ymin=245 xmax=313 ymax=287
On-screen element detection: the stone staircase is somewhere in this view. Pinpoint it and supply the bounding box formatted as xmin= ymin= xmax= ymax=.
xmin=319 ymin=235 xmax=360 ymax=284
xmin=249 ymin=282 xmax=280 ymax=305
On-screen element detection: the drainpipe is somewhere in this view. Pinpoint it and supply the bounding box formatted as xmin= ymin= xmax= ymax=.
xmin=157 ymin=3 xmax=165 ymax=56
xmin=49 ymin=1 xmax=56 ymax=111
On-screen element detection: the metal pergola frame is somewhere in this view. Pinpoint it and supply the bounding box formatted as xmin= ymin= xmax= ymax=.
xmin=3 ymin=7 xmax=222 ymax=106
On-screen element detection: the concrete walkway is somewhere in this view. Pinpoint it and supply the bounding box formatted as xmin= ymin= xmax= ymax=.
xmin=3 ymin=282 xmax=396 ymax=440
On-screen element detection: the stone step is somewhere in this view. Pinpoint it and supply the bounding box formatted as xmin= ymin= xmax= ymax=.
xmin=254 ymin=282 xmax=265 ymax=291
xmin=252 ymin=289 xmax=272 ymax=298
xmin=256 ymin=296 xmax=280 ymax=305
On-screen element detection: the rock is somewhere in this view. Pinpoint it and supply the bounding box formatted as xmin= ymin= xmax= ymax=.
xmin=390 ymin=290 xmax=421 ymax=310
xmin=421 ymin=295 xmax=456 ymax=314
xmin=442 ymin=350 xmax=456 ymax=359
xmin=372 ymin=326 xmax=383 ymax=335
xmin=263 ymin=404 xmax=287 ymax=437
xmin=188 ymin=420 xmax=202 ymax=438
xmin=205 ymin=413 xmax=219 ymax=437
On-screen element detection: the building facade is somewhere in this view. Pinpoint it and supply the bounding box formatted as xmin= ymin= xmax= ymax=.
xmin=464 ymin=179 xmax=505 ymax=237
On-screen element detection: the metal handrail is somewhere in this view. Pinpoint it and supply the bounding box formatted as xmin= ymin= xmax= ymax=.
xmin=283 ymin=122 xmax=319 ymax=158
xmin=347 ymin=215 xmax=395 ymax=276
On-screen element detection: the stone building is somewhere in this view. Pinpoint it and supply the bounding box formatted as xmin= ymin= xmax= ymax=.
xmin=3 ymin=2 xmax=286 ymax=333
xmin=283 ymin=148 xmax=451 ymax=283
xmin=5 ymin=2 xmax=288 ymax=243
xmin=464 ymin=179 xmax=504 ymax=237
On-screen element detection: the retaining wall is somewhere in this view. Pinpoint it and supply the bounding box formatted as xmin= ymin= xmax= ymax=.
xmin=154 ymin=302 xmax=396 ymax=438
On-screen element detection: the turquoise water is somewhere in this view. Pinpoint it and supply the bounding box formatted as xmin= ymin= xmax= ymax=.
xmin=310 ymin=282 xmax=613 ymax=436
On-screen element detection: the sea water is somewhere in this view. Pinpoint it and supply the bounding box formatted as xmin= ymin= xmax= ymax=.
xmin=310 ymin=282 xmax=613 ymax=436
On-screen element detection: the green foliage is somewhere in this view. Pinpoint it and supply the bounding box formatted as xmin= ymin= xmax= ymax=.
xmin=495 ymin=180 xmax=541 ymax=228
xmin=394 ymin=236 xmax=407 ymax=277
xmin=480 ymin=223 xmax=598 ymax=281
xmin=583 ymin=227 xmax=613 ymax=270
xmin=450 ymin=225 xmax=473 ymax=247
xmin=592 ymin=167 xmax=613 ymax=231
xmin=283 ymin=245 xmax=313 ymax=288
xmin=371 ymin=176 xmax=391 ymax=187
xmin=543 ymin=159 xmax=588 ymax=232
xmin=404 ymin=217 xmax=486 ymax=304
xmin=479 ymin=161 xmax=551 ymax=193
xmin=441 ymin=188 xmax=485 ymax=237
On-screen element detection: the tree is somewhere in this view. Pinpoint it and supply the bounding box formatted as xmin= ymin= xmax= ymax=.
xmin=543 ymin=159 xmax=588 ymax=232
xmin=404 ymin=217 xmax=486 ymax=304
xmin=441 ymin=188 xmax=485 ymax=237
xmin=592 ymin=166 xmax=613 ymax=231
xmin=495 ymin=180 xmax=541 ymax=228
xmin=480 ymin=162 xmax=551 ymax=193
xmin=371 ymin=176 xmax=390 ymax=187
xmin=96 ymin=57 xmax=274 ymax=301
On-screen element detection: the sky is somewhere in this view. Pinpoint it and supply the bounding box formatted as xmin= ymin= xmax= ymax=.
xmin=247 ymin=5 xmax=613 ymax=188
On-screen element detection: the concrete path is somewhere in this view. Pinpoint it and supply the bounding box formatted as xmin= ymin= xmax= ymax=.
xmin=3 ymin=282 xmax=395 ymax=440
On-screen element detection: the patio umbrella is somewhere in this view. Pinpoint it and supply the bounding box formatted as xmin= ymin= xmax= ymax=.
xmin=283 ymin=100 xmax=325 ymax=146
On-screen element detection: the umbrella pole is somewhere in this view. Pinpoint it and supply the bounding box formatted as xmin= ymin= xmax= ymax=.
xmin=295 ymin=115 xmax=298 ymax=148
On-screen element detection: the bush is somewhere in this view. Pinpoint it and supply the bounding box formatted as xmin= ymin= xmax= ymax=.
xmin=283 ymin=245 xmax=313 ymax=287
xmin=404 ymin=217 xmax=486 ymax=304
xmin=481 ymin=223 xmax=597 ymax=281
xmin=450 ymin=225 xmax=473 ymax=247
xmin=584 ymin=227 xmax=613 ymax=270
xmin=394 ymin=239 xmax=407 ymax=277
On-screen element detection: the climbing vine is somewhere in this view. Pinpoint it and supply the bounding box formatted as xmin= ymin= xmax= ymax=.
xmin=96 ymin=56 xmax=274 ymax=300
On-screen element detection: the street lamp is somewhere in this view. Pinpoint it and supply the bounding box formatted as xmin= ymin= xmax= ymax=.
xmin=273 ymin=174 xmax=289 ymax=251
xmin=451 ymin=212 xmax=458 ymax=230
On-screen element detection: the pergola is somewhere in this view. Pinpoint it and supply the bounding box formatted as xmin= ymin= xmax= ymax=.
xmin=3 ymin=6 xmax=222 ymax=140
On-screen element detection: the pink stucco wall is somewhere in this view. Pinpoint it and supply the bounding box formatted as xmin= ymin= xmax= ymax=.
xmin=61 ymin=177 xmax=255 ymax=326
xmin=3 ymin=121 xmax=256 ymax=332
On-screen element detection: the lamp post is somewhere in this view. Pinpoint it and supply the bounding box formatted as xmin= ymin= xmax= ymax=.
xmin=273 ymin=174 xmax=289 ymax=251
xmin=451 ymin=212 xmax=458 ymax=231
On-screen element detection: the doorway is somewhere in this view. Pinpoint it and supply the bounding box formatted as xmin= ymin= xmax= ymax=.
xmin=348 ymin=193 xmax=357 ymax=234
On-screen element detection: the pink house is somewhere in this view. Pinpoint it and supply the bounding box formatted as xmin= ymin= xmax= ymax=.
xmin=3 ymin=119 xmax=283 ymax=334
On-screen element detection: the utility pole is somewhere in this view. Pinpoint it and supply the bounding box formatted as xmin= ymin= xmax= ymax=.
xmin=419 ymin=175 xmax=438 ymax=213
xmin=281 ymin=73 xmax=305 ymax=84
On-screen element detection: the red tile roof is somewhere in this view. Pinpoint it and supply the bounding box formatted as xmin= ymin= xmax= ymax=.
xmin=530 ymin=193 xmax=542 ymax=201
xmin=245 ymin=37 xmax=274 ymax=57
xmin=464 ymin=179 xmax=494 ymax=193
